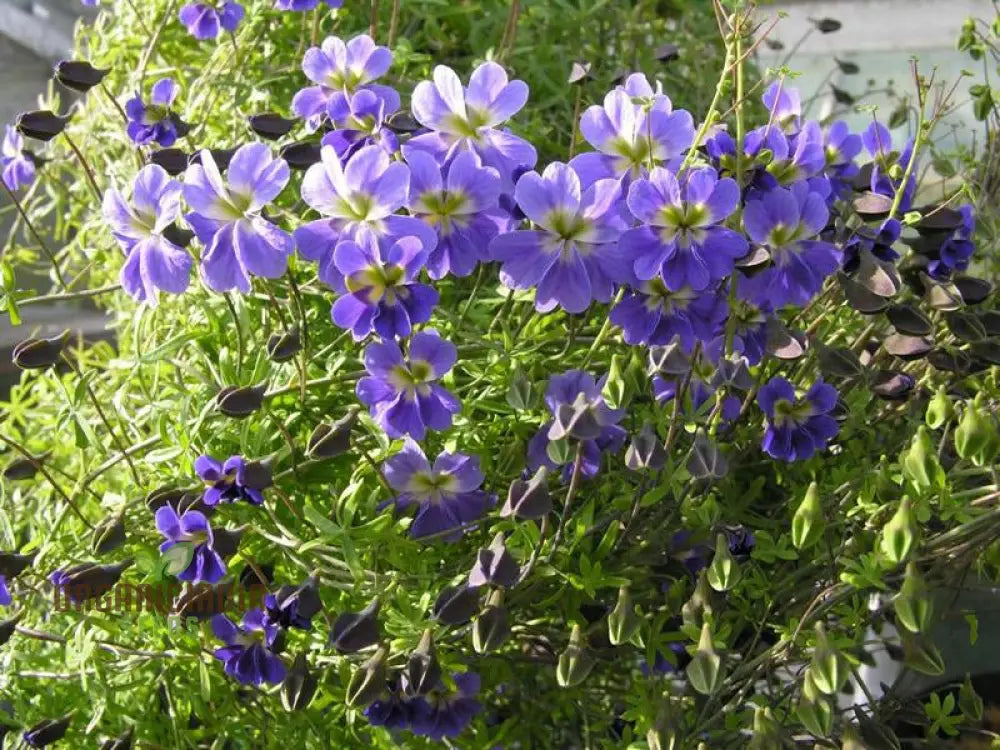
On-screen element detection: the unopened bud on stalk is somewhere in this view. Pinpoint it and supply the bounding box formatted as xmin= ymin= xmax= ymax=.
xmin=880 ymin=497 xmax=917 ymax=565
xmin=608 ymin=585 xmax=640 ymax=645
xmin=556 ymin=623 xmax=595 ymax=688
xmin=792 ymin=482 xmax=823 ymax=550
xmin=894 ymin=562 xmax=933 ymax=634
xmin=686 ymin=622 xmax=722 ymax=695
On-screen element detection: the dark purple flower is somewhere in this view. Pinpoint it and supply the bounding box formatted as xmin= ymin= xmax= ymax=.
xmin=365 ymin=687 xmax=424 ymax=730
xmin=103 ymin=164 xmax=192 ymax=306
xmin=527 ymin=370 xmax=626 ymax=480
xmin=863 ymin=121 xmax=916 ymax=212
xmin=0 ymin=576 xmax=11 ymax=606
xmin=621 ymin=166 xmax=746 ymax=291
xmin=842 ymin=218 xmax=900 ymax=274
xmin=155 ymin=505 xmax=226 ymax=583
xmin=741 ymin=183 xmax=841 ymax=307
xmin=407 ymin=62 xmax=536 ymax=188
xmin=183 ymin=144 xmax=293 ymax=292
xmin=276 ymin=0 xmax=341 ymax=9
xmin=408 ymin=672 xmax=483 ymax=740
xmin=381 ymin=439 xmax=493 ymax=541
xmin=2 ymin=125 xmax=35 ymax=191
xmin=326 ymin=232 xmax=438 ymax=340
xmin=125 ymin=78 xmax=180 ymax=147
xmin=758 ymin=376 xmax=839 ymax=462
xmin=356 ymin=330 xmax=460 ymax=440
xmin=322 ymin=89 xmax=399 ymax=163
xmin=490 ymin=162 xmax=631 ymax=313
xmin=263 ymin=577 xmax=321 ymax=630
xmin=406 ymin=149 xmax=508 ymax=279
xmin=932 ymin=204 xmax=975 ymax=278
xmin=212 ymin=609 xmax=285 ymax=685
xmin=195 ymin=454 xmax=266 ymax=506
xmin=178 ymin=1 xmax=244 ymax=40
xmin=292 ymin=34 xmax=399 ymax=131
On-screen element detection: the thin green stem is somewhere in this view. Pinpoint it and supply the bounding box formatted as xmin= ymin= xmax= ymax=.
xmin=0 ymin=179 xmax=67 ymax=290
xmin=62 ymin=133 xmax=102 ymax=200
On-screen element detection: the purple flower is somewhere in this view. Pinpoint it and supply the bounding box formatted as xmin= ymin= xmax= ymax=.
xmin=212 ymin=610 xmax=285 ymax=685
xmin=155 ymin=505 xmax=226 ymax=584
xmin=292 ymin=34 xmax=399 ymax=131
xmin=183 ymin=144 xmax=293 ymax=292
xmin=611 ymin=281 xmax=727 ymax=349
xmin=322 ymin=89 xmax=399 ymax=163
xmin=746 ymin=122 xmax=827 ymax=192
xmin=621 ymin=166 xmax=746 ymax=290
xmin=863 ymin=121 xmax=916 ymax=212
xmin=932 ymin=204 xmax=976 ymax=278
xmin=366 ymin=685 xmax=424 ymax=730
xmin=705 ymin=292 xmax=769 ymax=365
xmin=842 ymin=218 xmax=900 ymax=274
xmin=823 ymin=120 xmax=862 ymax=198
xmin=327 ymin=232 xmax=438 ymax=340
xmin=263 ymin=577 xmax=321 ymax=630
xmin=741 ymin=183 xmax=841 ymax=307
xmin=381 ymin=439 xmax=493 ymax=541
xmin=653 ymin=372 xmax=741 ymax=422
xmin=2 ymin=125 xmax=35 ymax=191
xmin=762 ymin=80 xmax=802 ymax=132
xmin=570 ymin=78 xmax=695 ymax=188
xmin=407 ymin=62 xmax=536 ymax=187
xmin=102 ymin=164 xmax=192 ymax=306
xmin=409 ymin=672 xmax=483 ymax=740
xmin=178 ymin=1 xmax=244 ymax=40
xmin=758 ymin=376 xmax=839 ymax=462
xmin=0 ymin=576 xmax=11 ymax=606
xmin=490 ymin=162 xmax=630 ymax=313
xmin=276 ymin=0 xmax=341 ymax=9
xmin=195 ymin=454 xmax=267 ymax=506
xmin=356 ymin=330 xmax=460 ymax=439
xmin=125 ymin=78 xmax=180 ymax=147
xmin=296 ymin=145 xmax=436 ymax=278
xmin=527 ymin=370 xmax=626 ymax=480
xmin=406 ymin=149 xmax=507 ymax=278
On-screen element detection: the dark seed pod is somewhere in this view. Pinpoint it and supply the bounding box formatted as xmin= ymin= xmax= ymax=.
xmin=884 ymin=334 xmax=933 ymax=361
xmin=161 ymin=223 xmax=194 ymax=248
xmin=970 ymin=339 xmax=1000 ymax=365
xmin=852 ymin=192 xmax=892 ymax=219
xmin=12 ymin=330 xmax=68 ymax=369
xmin=500 ymin=466 xmax=552 ymax=520
xmin=687 ymin=429 xmax=728 ymax=480
xmin=239 ymin=562 xmax=273 ymax=589
xmin=432 ymin=584 xmax=481 ymax=626
xmin=54 ymin=60 xmax=110 ymax=92
xmin=330 ymin=598 xmax=380 ymax=653
xmin=3 ymin=454 xmax=44 ymax=481
xmin=922 ymin=274 xmax=964 ymax=312
xmin=841 ymin=273 xmax=888 ymax=314
xmin=189 ymin=148 xmax=237 ymax=171
xmin=241 ymin=458 xmax=273 ymax=491
xmin=886 ymin=304 xmax=932 ymax=336
xmin=279 ymin=140 xmax=322 ymax=170
xmin=648 ymin=341 xmax=690 ymax=376
xmin=212 ymin=525 xmax=246 ymax=559
xmin=835 ymin=57 xmax=860 ymax=75
xmin=281 ymin=654 xmax=318 ymax=711
xmin=0 ymin=615 xmax=18 ymax=646
xmin=946 ymin=311 xmax=987 ymax=342
xmin=735 ymin=245 xmax=770 ymax=269
xmin=0 ymin=551 xmax=34 ymax=578
xmin=829 ymin=84 xmax=854 ymax=106
xmin=148 ymin=148 xmax=189 ymax=176
xmin=170 ymin=114 xmax=191 ymax=140
xmin=469 ymin=532 xmax=520 ymax=588
xmin=549 ymin=393 xmax=603 ymax=441
xmin=654 ymin=42 xmax=680 ymax=62
xmin=266 ymin=328 xmax=301 ymax=362
xmin=22 ymin=714 xmax=71 ymax=747
xmin=765 ymin=318 xmax=806 ymax=359
xmin=871 ymin=370 xmax=915 ymax=401
xmin=928 ymin=348 xmax=973 ymax=373
xmin=567 ymin=61 xmax=592 ymax=85
xmin=404 ymin=630 xmax=440 ymax=697
xmin=914 ymin=205 xmax=964 ymax=234
xmin=625 ymin=422 xmax=666 ymax=471
xmin=173 ymin=583 xmax=232 ymax=620
xmin=815 ymin=344 xmax=864 ymax=380
xmin=345 ymin=646 xmax=388 ymax=707
xmin=51 ymin=560 xmax=132 ymax=603
xmin=100 ymin=726 xmax=134 ymax=750
xmin=473 ymin=590 xmax=510 ymax=653
xmin=248 ymin=113 xmax=297 ymax=140
xmin=307 ymin=412 xmax=356 ymax=459
xmin=144 ymin=487 xmax=208 ymax=516
xmin=955 ymin=276 xmax=993 ymax=305
xmin=269 ymin=576 xmax=322 ymax=625
xmin=216 ymin=384 xmax=267 ymax=418
xmin=978 ymin=311 xmax=1000 ymax=337
xmin=814 ymin=17 xmax=842 ymax=33
xmin=16 ymin=110 xmax=71 ymax=141
xmin=92 ymin=514 xmax=126 ymax=554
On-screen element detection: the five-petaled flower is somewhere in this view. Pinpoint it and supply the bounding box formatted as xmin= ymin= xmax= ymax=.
xmin=178 ymin=1 xmax=245 ymax=40
xmin=195 ymin=454 xmax=268 ymax=506
xmin=155 ymin=505 xmax=226 ymax=584
xmin=126 ymin=78 xmax=182 ymax=147
xmin=2 ymin=125 xmax=35 ymax=191
xmin=757 ymin=376 xmax=840 ymax=462
xmin=212 ymin=609 xmax=286 ymax=685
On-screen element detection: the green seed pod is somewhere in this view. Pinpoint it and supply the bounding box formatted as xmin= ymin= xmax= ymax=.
xmin=894 ymin=562 xmax=933 ymax=634
xmin=809 ymin=623 xmax=848 ymax=696
xmin=556 ymin=623 xmax=595 ymax=688
xmin=901 ymin=630 xmax=945 ymax=676
xmin=707 ymin=533 xmax=740 ymax=592
xmin=472 ymin=590 xmax=510 ymax=654
xmin=681 ymin=570 xmax=714 ymax=629
xmin=925 ymin=386 xmax=953 ymax=429
xmin=954 ymin=394 xmax=997 ymax=464
xmin=505 ymin=371 xmax=532 ymax=411
xmin=901 ymin=426 xmax=940 ymax=489
xmin=959 ymin=673 xmax=984 ymax=723
xmin=281 ymin=653 xmax=318 ymax=711
xmin=749 ymin=706 xmax=782 ymax=750
xmin=881 ymin=497 xmax=917 ymax=565
xmin=346 ymin=646 xmax=388 ymax=708
xmin=686 ymin=622 xmax=722 ymax=695
xmin=608 ymin=585 xmax=640 ymax=646
xmin=601 ymin=354 xmax=630 ymax=409
xmin=796 ymin=694 xmax=833 ymax=737
xmin=792 ymin=482 xmax=824 ymax=550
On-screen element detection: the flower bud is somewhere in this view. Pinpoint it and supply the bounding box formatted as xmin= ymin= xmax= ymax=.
xmin=99 ymin=726 xmax=134 ymax=750
xmin=925 ymin=386 xmax=953 ymax=429
xmin=901 ymin=426 xmax=940 ymax=489
xmin=648 ymin=341 xmax=690 ymax=376
xmin=211 ymin=525 xmax=246 ymax=558
xmin=172 ymin=583 xmax=231 ymax=620
xmin=92 ymin=514 xmax=126 ymax=555
xmin=880 ymin=498 xmax=917 ymax=565
xmin=307 ymin=411 xmax=356 ymax=459
xmin=901 ymin=630 xmax=945 ymax=676
xmin=345 ymin=646 xmax=388 ymax=707
xmin=469 ymin=532 xmax=519 ymax=588
xmin=686 ymin=622 xmax=722 ymax=695
xmin=281 ymin=653 xmax=317 ymax=711
xmin=0 ymin=552 xmax=33 ymax=578
xmin=49 ymin=559 xmax=132 ymax=603
xmin=3 ymin=455 xmax=43 ymax=481
xmin=404 ymin=629 xmax=441 ymax=696
xmin=215 ymin=384 xmax=267 ymax=418
xmin=54 ymin=60 xmax=109 ymax=92
xmin=688 ymin=430 xmax=728 ymax=480
xmin=279 ymin=141 xmax=322 ymax=170
xmin=500 ymin=466 xmax=551 ymax=520
xmin=12 ymin=331 xmax=68 ymax=369
xmin=894 ymin=562 xmax=933 ymax=634
xmin=266 ymin=328 xmax=301 ymax=362
xmin=608 ymin=585 xmax=640 ymax=645
xmin=795 ymin=694 xmax=833 ymax=737
xmin=0 ymin=615 xmax=19 ymax=646
xmin=707 ymin=533 xmax=740 ymax=592
xmin=959 ymin=673 xmax=983 ymax=723
xmin=809 ymin=623 xmax=848 ymax=695
xmin=330 ymin=598 xmax=380 ymax=653
xmin=149 ymin=148 xmax=189 ymax=175
xmin=22 ymin=714 xmax=71 ymax=747
xmin=473 ymin=590 xmax=510 ymax=654
xmin=792 ymin=482 xmax=823 ymax=550
xmin=625 ymin=422 xmax=665 ymax=472
xmin=248 ymin=113 xmax=297 ymax=141
xmin=549 ymin=393 xmax=603 ymax=441
xmin=432 ymin=584 xmax=480 ymax=626
xmin=955 ymin=394 xmax=999 ymax=465
xmin=556 ymin=623 xmax=596 ymax=688
xmin=16 ymin=110 xmax=70 ymax=141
